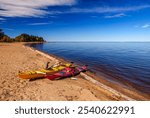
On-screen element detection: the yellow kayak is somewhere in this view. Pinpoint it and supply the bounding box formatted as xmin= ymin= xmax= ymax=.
xmin=18 ymin=63 xmax=72 ymax=79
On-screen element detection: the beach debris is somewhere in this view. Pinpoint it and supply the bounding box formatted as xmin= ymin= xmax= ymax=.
xmin=45 ymin=62 xmax=50 ymax=69
xmin=80 ymin=72 xmax=135 ymax=101
xmin=52 ymin=61 xmax=62 ymax=68
xmin=70 ymin=77 xmax=78 ymax=80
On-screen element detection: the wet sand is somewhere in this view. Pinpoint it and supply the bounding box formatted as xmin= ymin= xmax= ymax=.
xmin=0 ymin=43 xmax=149 ymax=101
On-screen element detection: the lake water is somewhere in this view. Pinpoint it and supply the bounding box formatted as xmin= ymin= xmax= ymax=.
xmin=31 ymin=42 xmax=150 ymax=93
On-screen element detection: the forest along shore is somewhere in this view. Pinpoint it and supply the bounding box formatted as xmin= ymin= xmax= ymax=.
xmin=0 ymin=43 xmax=146 ymax=101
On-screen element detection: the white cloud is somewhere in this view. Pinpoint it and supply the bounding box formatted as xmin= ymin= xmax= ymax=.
xmin=135 ymin=24 xmax=150 ymax=28
xmin=0 ymin=18 xmax=5 ymax=20
xmin=0 ymin=0 xmax=76 ymax=17
xmin=28 ymin=22 xmax=53 ymax=25
xmin=142 ymin=24 xmax=150 ymax=28
xmin=69 ymin=5 xmax=150 ymax=13
xmin=0 ymin=1 xmax=150 ymax=18
xmin=104 ymin=13 xmax=126 ymax=18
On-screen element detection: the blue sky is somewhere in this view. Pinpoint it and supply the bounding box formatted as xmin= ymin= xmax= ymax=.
xmin=0 ymin=0 xmax=150 ymax=42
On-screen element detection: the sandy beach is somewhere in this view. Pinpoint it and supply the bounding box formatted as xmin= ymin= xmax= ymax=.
xmin=0 ymin=43 xmax=149 ymax=101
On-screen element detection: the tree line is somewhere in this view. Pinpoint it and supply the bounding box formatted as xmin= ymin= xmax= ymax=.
xmin=0 ymin=29 xmax=45 ymax=42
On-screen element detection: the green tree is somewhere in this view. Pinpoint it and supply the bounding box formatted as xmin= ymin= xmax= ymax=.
xmin=0 ymin=35 xmax=12 ymax=42
xmin=0 ymin=29 xmax=45 ymax=42
xmin=15 ymin=33 xmax=45 ymax=42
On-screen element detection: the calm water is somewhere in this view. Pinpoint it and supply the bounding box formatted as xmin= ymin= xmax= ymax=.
xmin=31 ymin=42 xmax=150 ymax=93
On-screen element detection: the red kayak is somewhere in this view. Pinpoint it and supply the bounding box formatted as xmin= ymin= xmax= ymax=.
xmin=45 ymin=65 xmax=88 ymax=80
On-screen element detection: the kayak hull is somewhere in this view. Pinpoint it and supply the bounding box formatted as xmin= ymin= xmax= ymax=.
xmin=45 ymin=66 xmax=88 ymax=80
xmin=19 ymin=73 xmax=46 ymax=79
xmin=18 ymin=64 xmax=72 ymax=79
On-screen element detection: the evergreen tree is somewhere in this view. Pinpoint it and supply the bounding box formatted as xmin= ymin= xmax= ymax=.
xmin=15 ymin=33 xmax=45 ymax=42
xmin=0 ymin=28 xmax=45 ymax=42
xmin=0 ymin=35 xmax=12 ymax=42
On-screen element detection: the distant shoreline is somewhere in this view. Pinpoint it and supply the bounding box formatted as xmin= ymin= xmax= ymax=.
xmin=46 ymin=41 xmax=150 ymax=43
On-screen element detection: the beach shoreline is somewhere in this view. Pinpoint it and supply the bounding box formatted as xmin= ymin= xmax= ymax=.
xmin=0 ymin=42 xmax=149 ymax=101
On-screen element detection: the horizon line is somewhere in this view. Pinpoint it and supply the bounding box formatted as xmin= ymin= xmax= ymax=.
xmin=47 ymin=41 xmax=150 ymax=43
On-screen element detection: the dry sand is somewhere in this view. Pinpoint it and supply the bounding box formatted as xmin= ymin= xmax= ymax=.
xmin=0 ymin=43 xmax=149 ymax=101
